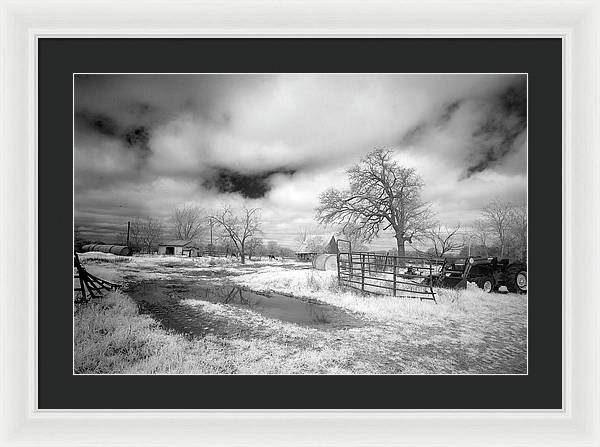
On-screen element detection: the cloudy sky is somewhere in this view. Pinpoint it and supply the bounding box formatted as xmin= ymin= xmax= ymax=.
xmin=74 ymin=73 xmax=527 ymax=250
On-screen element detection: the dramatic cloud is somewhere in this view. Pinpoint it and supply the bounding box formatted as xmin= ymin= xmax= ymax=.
xmin=203 ymin=167 xmax=297 ymax=199
xmin=74 ymin=74 xmax=527 ymax=248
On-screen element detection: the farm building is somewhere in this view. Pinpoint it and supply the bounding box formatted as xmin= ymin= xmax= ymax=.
xmin=157 ymin=240 xmax=199 ymax=256
xmin=296 ymin=235 xmax=338 ymax=261
xmin=295 ymin=247 xmax=317 ymax=262
xmin=324 ymin=235 xmax=339 ymax=254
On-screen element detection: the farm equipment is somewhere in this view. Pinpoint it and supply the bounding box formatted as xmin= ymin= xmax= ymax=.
xmin=74 ymin=251 xmax=121 ymax=303
xmin=435 ymin=256 xmax=527 ymax=294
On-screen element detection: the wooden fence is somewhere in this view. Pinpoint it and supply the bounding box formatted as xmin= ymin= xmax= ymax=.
xmin=337 ymin=251 xmax=443 ymax=302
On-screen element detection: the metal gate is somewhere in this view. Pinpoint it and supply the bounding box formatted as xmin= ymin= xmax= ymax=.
xmin=336 ymin=240 xmax=441 ymax=302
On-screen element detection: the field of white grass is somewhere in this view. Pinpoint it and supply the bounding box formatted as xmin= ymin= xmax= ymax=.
xmin=75 ymin=291 xmax=367 ymax=374
xmin=75 ymin=253 xmax=527 ymax=374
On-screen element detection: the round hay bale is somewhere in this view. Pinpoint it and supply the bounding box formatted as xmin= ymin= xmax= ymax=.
xmin=81 ymin=244 xmax=131 ymax=256
xmin=312 ymin=254 xmax=338 ymax=271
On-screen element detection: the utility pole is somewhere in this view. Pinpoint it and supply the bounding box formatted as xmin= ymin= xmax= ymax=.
xmin=209 ymin=218 xmax=214 ymax=254
xmin=126 ymin=221 xmax=130 ymax=247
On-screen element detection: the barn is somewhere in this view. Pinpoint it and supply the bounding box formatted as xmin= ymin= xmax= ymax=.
xmin=157 ymin=240 xmax=198 ymax=256
xmin=295 ymin=245 xmax=317 ymax=262
xmin=296 ymin=235 xmax=338 ymax=261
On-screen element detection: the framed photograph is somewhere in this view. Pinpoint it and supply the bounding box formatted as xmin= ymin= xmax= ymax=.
xmin=1 ymin=1 xmax=599 ymax=446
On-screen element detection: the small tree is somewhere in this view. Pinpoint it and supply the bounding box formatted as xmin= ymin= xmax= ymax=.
xmin=130 ymin=217 xmax=163 ymax=253
xmin=472 ymin=219 xmax=491 ymax=257
xmin=509 ymin=203 xmax=527 ymax=261
xmin=422 ymin=224 xmax=465 ymax=258
xmin=481 ymin=200 xmax=514 ymax=259
xmin=246 ymin=237 xmax=264 ymax=260
xmin=74 ymin=225 xmax=83 ymax=243
xmin=210 ymin=206 xmax=262 ymax=264
xmin=316 ymin=148 xmax=433 ymax=256
xmin=266 ymin=240 xmax=280 ymax=257
xmin=304 ymin=236 xmax=324 ymax=254
xmin=172 ymin=205 xmax=205 ymax=241
xmin=295 ymin=227 xmax=309 ymax=250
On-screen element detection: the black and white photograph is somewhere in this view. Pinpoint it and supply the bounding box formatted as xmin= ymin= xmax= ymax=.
xmin=73 ymin=73 xmax=528 ymax=375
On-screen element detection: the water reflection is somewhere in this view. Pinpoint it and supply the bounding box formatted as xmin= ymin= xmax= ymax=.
xmin=126 ymin=280 xmax=362 ymax=340
xmin=193 ymin=284 xmax=331 ymax=325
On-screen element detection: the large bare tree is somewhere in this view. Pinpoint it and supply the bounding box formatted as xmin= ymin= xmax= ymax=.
xmin=210 ymin=206 xmax=262 ymax=264
xmin=172 ymin=205 xmax=205 ymax=240
xmin=316 ymin=148 xmax=433 ymax=256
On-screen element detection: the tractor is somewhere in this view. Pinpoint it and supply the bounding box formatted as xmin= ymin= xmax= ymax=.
xmin=435 ymin=256 xmax=527 ymax=294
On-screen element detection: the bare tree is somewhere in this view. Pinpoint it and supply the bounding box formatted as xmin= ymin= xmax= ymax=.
xmin=210 ymin=206 xmax=262 ymax=264
xmin=481 ymin=199 xmax=514 ymax=258
xmin=510 ymin=202 xmax=527 ymax=261
xmin=217 ymin=236 xmax=236 ymax=256
xmin=246 ymin=237 xmax=264 ymax=260
xmin=295 ymin=227 xmax=309 ymax=250
xmin=172 ymin=205 xmax=205 ymax=241
xmin=316 ymin=148 xmax=433 ymax=256
xmin=422 ymin=224 xmax=465 ymax=258
xmin=303 ymin=236 xmax=324 ymax=254
xmin=470 ymin=219 xmax=491 ymax=257
xmin=74 ymin=225 xmax=85 ymax=245
xmin=130 ymin=217 xmax=163 ymax=253
xmin=128 ymin=218 xmax=144 ymax=252
xmin=266 ymin=240 xmax=280 ymax=257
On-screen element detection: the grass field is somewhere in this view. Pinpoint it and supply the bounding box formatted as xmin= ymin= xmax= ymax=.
xmin=74 ymin=253 xmax=527 ymax=374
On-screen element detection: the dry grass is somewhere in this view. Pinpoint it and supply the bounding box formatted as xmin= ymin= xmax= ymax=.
xmin=74 ymin=290 xmax=369 ymax=374
xmin=78 ymin=252 xmax=132 ymax=264
xmin=231 ymin=268 xmax=526 ymax=324
xmin=74 ymin=255 xmax=527 ymax=374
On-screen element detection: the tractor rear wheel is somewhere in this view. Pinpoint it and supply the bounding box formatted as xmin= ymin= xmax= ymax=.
xmin=476 ymin=277 xmax=494 ymax=293
xmin=505 ymin=263 xmax=527 ymax=294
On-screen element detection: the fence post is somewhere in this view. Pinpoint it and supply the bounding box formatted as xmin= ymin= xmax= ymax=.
xmin=337 ymin=251 xmax=341 ymax=285
xmin=393 ymin=256 xmax=397 ymax=297
xmin=429 ymin=260 xmax=437 ymax=303
xmin=349 ymin=245 xmax=353 ymax=280
xmin=361 ymin=253 xmax=365 ymax=291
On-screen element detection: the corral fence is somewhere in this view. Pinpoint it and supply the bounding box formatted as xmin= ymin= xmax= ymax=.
xmin=336 ymin=240 xmax=443 ymax=302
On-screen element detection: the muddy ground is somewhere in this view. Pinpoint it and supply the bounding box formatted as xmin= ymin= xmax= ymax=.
xmin=78 ymin=255 xmax=527 ymax=374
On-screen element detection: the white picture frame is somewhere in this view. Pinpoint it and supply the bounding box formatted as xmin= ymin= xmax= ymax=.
xmin=0 ymin=0 xmax=598 ymax=445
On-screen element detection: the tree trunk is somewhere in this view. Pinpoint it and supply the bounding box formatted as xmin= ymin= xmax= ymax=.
xmin=395 ymin=234 xmax=406 ymax=257
xmin=240 ymin=247 xmax=246 ymax=264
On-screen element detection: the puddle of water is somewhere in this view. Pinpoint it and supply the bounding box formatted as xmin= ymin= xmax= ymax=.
xmin=190 ymin=284 xmax=334 ymax=325
xmin=126 ymin=279 xmax=362 ymax=338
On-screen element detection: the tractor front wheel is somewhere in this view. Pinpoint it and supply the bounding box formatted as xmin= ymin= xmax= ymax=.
xmin=476 ymin=277 xmax=494 ymax=293
xmin=505 ymin=263 xmax=527 ymax=294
